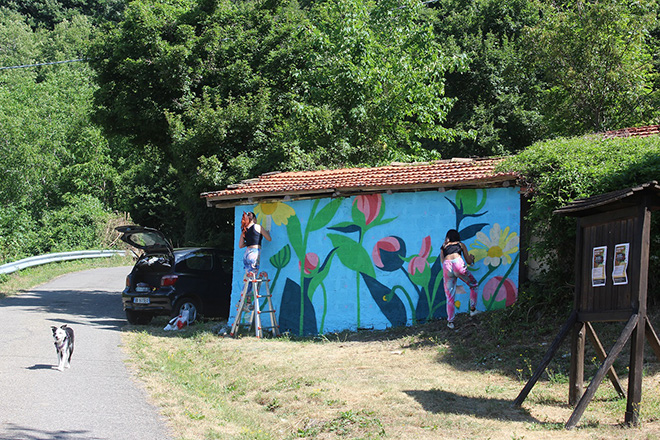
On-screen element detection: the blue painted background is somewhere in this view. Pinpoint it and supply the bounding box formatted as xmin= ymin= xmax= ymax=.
xmin=231 ymin=187 xmax=521 ymax=335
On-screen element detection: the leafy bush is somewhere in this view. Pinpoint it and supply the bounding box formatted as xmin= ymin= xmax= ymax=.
xmin=500 ymin=134 xmax=660 ymax=306
xmin=39 ymin=194 xmax=111 ymax=252
xmin=0 ymin=206 xmax=41 ymax=264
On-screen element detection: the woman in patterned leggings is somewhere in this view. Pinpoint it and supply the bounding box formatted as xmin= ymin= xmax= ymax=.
xmin=441 ymin=229 xmax=478 ymax=329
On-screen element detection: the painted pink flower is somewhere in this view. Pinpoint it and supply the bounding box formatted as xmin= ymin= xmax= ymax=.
xmin=483 ymin=276 xmax=518 ymax=307
xmin=418 ymin=235 xmax=431 ymax=259
xmin=299 ymin=252 xmax=319 ymax=274
xmin=354 ymin=194 xmax=382 ymax=225
xmin=372 ymin=236 xmax=406 ymax=272
xmin=408 ymin=236 xmax=432 ymax=275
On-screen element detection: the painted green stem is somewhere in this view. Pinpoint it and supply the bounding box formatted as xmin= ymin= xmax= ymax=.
xmin=392 ymin=285 xmax=416 ymax=325
xmin=320 ymin=282 xmax=327 ymax=333
xmin=484 ymin=254 xmax=520 ymax=310
xmin=298 ymin=200 xmax=321 ymax=336
xmin=477 ymin=264 xmax=498 ymax=287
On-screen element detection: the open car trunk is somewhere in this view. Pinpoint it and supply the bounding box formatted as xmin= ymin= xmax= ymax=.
xmin=131 ymin=253 xmax=174 ymax=291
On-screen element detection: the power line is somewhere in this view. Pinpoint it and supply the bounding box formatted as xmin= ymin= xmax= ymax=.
xmin=0 ymin=58 xmax=87 ymax=71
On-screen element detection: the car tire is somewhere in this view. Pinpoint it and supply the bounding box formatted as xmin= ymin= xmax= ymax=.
xmin=172 ymin=297 xmax=201 ymax=323
xmin=126 ymin=309 xmax=154 ymax=325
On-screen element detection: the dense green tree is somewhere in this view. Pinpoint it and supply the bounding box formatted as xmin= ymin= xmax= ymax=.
xmin=89 ymin=0 xmax=461 ymax=243
xmin=3 ymin=0 xmax=660 ymax=260
xmin=3 ymin=0 xmax=125 ymax=29
xmin=0 ymin=10 xmax=121 ymax=261
xmin=525 ymin=0 xmax=659 ymax=136
xmin=429 ymin=0 xmax=544 ymax=157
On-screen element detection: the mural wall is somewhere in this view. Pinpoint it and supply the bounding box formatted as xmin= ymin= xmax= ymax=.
xmin=231 ymin=187 xmax=521 ymax=335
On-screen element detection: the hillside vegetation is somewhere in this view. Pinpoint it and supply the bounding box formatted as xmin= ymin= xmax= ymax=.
xmin=1 ymin=0 xmax=659 ymax=303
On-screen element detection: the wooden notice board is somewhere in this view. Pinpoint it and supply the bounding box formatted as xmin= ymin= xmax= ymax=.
xmin=514 ymin=182 xmax=660 ymax=429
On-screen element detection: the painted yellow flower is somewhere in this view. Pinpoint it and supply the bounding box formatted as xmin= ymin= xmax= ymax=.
xmin=255 ymin=202 xmax=295 ymax=229
xmin=470 ymin=223 xmax=519 ymax=267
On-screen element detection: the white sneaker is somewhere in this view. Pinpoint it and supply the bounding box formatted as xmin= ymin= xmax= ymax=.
xmin=470 ymin=308 xmax=481 ymax=317
xmin=447 ymin=322 xmax=455 ymax=329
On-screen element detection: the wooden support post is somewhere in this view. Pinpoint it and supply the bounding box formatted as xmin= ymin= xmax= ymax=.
xmin=566 ymin=314 xmax=638 ymax=430
xmin=514 ymin=311 xmax=577 ymax=407
xmin=585 ymin=322 xmax=625 ymax=398
xmin=569 ymin=320 xmax=586 ymax=406
xmin=626 ymin=315 xmax=645 ymax=425
xmin=645 ymin=319 xmax=660 ymax=362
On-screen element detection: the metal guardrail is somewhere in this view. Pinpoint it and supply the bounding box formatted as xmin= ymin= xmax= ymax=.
xmin=0 ymin=250 xmax=128 ymax=275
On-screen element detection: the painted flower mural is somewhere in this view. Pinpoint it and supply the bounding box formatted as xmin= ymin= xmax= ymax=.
xmin=408 ymin=236 xmax=431 ymax=276
xmin=471 ymin=224 xmax=519 ymax=267
xmin=255 ymin=201 xmax=295 ymax=229
xmin=328 ymin=193 xmax=397 ymax=328
xmin=470 ymin=223 xmax=520 ymax=310
xmin=235 ymin=187 xmax=520 ymax=336
xmin=277 ymin=198 xmax=343 ymax=335
xmin=300 ymin=252 xmax=320 ymax=274
xmin=483 ymin=276 xmax=518 ymax=309
xmin=354 ymin=194 xmax=382 ymax=226
xmin=372 ymin=236 xmax=406 ymax=272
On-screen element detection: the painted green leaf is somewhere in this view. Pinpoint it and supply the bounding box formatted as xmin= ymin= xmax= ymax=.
xmin=307 ymin=248 xmax=338 ymax=300
xmin=456 ymin=189 xmax=487 ymax=215
xmin=351 ymin=200 xmax=367 ymax=229
xmin=270 ymin=244 xmax=291 ymax=270
xmin=408 ymin=264 xmax=431 ymax=289
xmin=327 ymin=233 xmax=375 ymax=278
xmin=308 ymin=199 xmax=342 ymax=232
xmin=286 ymin=215 xmax=305 ymax=262
xmin=328 ymin=223 xmax=362 ymax=234
xmin=370 ymin=216 xmax=396 ymax=229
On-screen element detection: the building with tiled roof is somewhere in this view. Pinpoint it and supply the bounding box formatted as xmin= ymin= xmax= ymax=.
xmin=602 ymin=124 xmax=660 ymax=139
xmin=201 ymin=157 xmax=517 ymax=207
xmin=203 ymin=157 xmax=523 ymax=335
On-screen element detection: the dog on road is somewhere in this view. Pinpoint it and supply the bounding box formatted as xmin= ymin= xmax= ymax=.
xmin=51 ymin=324 xmax=74 ymax=371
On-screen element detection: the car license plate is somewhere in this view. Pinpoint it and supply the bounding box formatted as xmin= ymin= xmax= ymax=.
xmin=133 ymin=297 xmax=150 ymax=304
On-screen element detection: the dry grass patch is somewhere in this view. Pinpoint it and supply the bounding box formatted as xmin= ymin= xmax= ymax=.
xmin=121 ymin=311 xmax=660 ymax=440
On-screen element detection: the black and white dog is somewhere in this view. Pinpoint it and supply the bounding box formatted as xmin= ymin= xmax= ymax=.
xmin=51 ymin=324 xmax=74 ymax=371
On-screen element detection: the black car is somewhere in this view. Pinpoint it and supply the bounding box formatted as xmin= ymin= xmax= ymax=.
xmin=116 ymin=225 xmax=233 ymax=325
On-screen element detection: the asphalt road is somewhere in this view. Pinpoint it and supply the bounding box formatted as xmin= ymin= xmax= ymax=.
xmin=0 ymin=266 xmax=173 ymax=440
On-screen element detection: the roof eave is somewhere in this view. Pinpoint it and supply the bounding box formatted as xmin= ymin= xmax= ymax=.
xmin=203 ymin=175 xmax=518 ymax=208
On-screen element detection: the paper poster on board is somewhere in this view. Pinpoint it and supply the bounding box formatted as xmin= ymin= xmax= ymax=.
xmin=592 ymin=246 xmax=607 ymax=287
xmin=612 ymin=243 xmax=629 ymax=285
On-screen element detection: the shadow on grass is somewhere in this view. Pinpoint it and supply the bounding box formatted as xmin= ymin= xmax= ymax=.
xmin=404 ymin=388 xmax=539 ymax=423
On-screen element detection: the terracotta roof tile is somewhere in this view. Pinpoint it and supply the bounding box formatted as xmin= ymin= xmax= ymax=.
xmin=202 ymin=158 xmax=517 ymax=206
xmin=602 ymin=125 xmax=660 ymax=139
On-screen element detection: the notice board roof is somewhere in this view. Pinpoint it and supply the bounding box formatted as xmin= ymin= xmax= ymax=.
xmin=554 ymin=181 xmax=660 ymax=217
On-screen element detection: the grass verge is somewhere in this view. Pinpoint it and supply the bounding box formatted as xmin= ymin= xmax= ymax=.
xmin=121 ymin=308 xmax=660 ymax=440
xmin=4 ymin=260 xmax=659 ymax=439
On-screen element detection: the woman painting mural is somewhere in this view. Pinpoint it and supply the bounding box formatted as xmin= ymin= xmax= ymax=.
xmin=239 ymin=211 xmax=271 ymax=274
xmin=441 ymin=229 xmax=478 ymax=329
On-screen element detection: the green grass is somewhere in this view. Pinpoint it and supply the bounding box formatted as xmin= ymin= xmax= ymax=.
xmin=3 ymin=260 xmax=660 ymax=439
